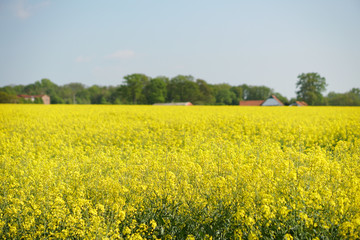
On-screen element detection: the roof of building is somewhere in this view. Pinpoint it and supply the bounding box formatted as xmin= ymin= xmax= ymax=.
xmin=18 ymin=94 xmax=48 ymax=98
xmin=239 ymin=100 xmax=265 ymax=106
xmin=239 ymin=95 xmax=284 ymax=106
xmin=291 ymin=101 xmax=308 ymax=106
xmin=268 ymin=95 xmax=284 ymax=106
xmin=153 ymin=102 xmax=193 ymax=106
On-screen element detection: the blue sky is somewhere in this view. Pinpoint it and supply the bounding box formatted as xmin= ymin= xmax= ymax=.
xmin=0 ymin=0 xmax=359 ymax=98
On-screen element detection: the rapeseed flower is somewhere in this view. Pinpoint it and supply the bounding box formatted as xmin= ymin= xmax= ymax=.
xmin=0 ymin=105 xmax=359 ymax=239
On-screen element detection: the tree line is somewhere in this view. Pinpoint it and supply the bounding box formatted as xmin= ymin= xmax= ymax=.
xmin=0 ymin=73 xmax=359 ymax=106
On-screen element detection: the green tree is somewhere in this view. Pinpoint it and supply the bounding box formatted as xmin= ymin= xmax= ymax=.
xmin=36 ymin=78 xmax=63 ymax=104
xmin=216 ymin=89 xmax=236 ymax=105
xmin=13 ymin=85 xmax=26 ymax=95
xmin=116 ymin=85 xmax=131 ymax=104
xmin=0 ymin=86 xmax=19 ymax=95
xmin=122 ymin=74 xmax=150 ymax=104
xmin=144 ymin=76 xmax=168 ymax=104
xmin=326 ymin=88 xmax=360 ymax=106
xmin=196 ymin=79 xmax=215 ymax=105
xmin=230 ymin=86 xmax=243 ymax=105
xmin=76 ymin=89 xmax=91 ymax=104
xmin=87 ymin=85 xmax=109 ymax=104
xmin=34 ymin=97 xmax=43 ymax=104
xmin=167 ymin=75 xmax=199 ymax=103
xmin=62 ymin=83 xmax=86 ymax=104
xmin=23 ymin=82 xmax=41 ymax=95
xmin=296 ymin=73 xmax=327 ymax=105
xmin=108 ymin=86 xmax=122 ymax=104
xmin=40 ymin=78 xmax=57 ymax=92
xmin=274 ymin=92 xmax=289 ymax=105
xmin=50 ymin=95 xmax=65 ymax=104
xmin=211 ymin=84 xmax=237 ymax=105
xmin=0 ymin=91 xmax=17 ymax=103
xmin=349 ymin=88 xmax=360 ymax=106
xmin=242 ymin=85 xmax=273 ymax=100
xmin=350 ymin=88 xmax=360 ymax=96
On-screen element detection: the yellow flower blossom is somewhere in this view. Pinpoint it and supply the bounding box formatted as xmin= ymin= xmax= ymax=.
xmin=0 ymin=105 xmax=359 ymax=239
xmin=284 ymin=233 xmax=293 ymax=240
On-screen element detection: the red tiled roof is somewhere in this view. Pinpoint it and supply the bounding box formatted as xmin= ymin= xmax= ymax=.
xmin=295 ymin=101 xmax=308 ymax=106
xmin=239 ymin=100 xmax=265 ymax=106
xmin=18 ymin=94 xmax=46 ymax=98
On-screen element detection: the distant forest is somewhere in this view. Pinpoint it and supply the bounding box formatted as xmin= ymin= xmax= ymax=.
xmin=1 ymin=73 xmax=360 ymax=106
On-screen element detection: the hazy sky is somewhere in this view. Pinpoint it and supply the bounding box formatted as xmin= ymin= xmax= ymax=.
xmin=1 ymin=0 xmax=359 ymax=98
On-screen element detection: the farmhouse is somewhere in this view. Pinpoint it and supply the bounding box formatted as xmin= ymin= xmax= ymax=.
xmin=18 ymin=94 xmax=51 ymax=105
xmin=153 ymin=102 xmax=193 ymax=106
xmin=290 ymin=101 xmax=308 ymax=106
xmin=261 ymin=95 xmax=284 ymax=106
xmin=239 ymin=95 xmax=284 ymax=106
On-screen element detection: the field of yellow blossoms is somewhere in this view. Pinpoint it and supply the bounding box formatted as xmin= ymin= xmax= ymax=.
xmin=1 ymin=105 xmax=360 ymax=239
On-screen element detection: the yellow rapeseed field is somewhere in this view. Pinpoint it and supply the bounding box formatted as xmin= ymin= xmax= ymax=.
xmin=0 ymin=105 xmax=359 ymax=239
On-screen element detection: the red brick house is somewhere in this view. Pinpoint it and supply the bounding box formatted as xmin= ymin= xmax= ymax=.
xmin=18 ymin=94 xmax=51 ymax=104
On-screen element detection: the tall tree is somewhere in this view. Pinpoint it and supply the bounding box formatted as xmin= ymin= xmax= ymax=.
xmin=144 ymin=76 xmax=168 ymax=104
xmin=108 ymin=86 xmax=122 ymax=104
xmin=196 ymin=79 xmax=215 ymax=104
xmin=167 ymin=75 xmax=199 ymax=103
xmin=211 ymin=83 xmax=237 ymax=105
xmin=296 ymin=73 xmax=327 ymax=105
xmin=87 ymin=85 xmax=110 ymax=104
xmin=327 ymin=88 xmax=360 ymax=106
xmin=75 ymin=89 xmax=91 ymax=104
xmin=0 ymin=91 xmax=18 ymax=103
xmin=122 ymin=74 xmax=149 ymax=104
xmin=242 ymin=85 xmax=273 ymax=100
xmin=230 ymin=86 xmax=243 ymax=105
